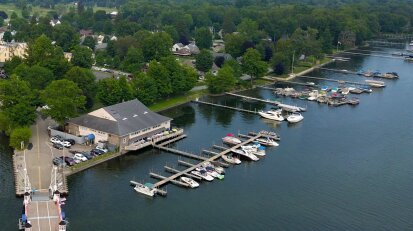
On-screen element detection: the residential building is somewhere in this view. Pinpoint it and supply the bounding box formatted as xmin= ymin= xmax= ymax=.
xmin=66 ymin=99 xmax=172 ymax=149
xmin=0 ymin=42 xmax=27 ymax=62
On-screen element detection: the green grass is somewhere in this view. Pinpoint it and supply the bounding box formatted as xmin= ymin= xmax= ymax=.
xmin=149 ymin=90 xmax=207 ymax=112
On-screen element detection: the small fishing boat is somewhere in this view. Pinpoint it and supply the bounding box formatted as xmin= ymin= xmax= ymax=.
xmin=202 ymin=162 xmax=225 ymax=175
xmin=331 ymin=87 xmax=338 ymax=93
xmin=277 ymin=103 xmax=306 ymax=112
xmin=306 ymin=82 xmax=315 ymax=86
xmin=360 ymin=86 xmax=373 ymax=93
xmin=180 ymin=177 xmax=199 ymax=188
xmin=321 ymin=86 xmax=330 ymax=91
xmin=222 ymin=134 xmax=242 ymax=145
xmin=287 ymin=113 xmax=304 ymax=123
xmin=255 ymin=137 xmax=279 ymax=147
xmin=222 ymin=154 xmax=241 ymax=165
xmin=134 ymin=183 xmax=157 ymax=197
xmin=191 ymin=170 xmax=214 ymax=181
xmin=365 ymin=80 xmax=385 ymax=88
xmin=363 ymin=71 xmax=374 ymax=77
xmin=382 ymin=72 xmax=399 ymax=79
xmin=258 ymin=109 xmax=284 ymax=121
xmin=349 ymin=88 xmax=363 ymax=94
xmin=197 ymin=166 xmax=224 ymax=179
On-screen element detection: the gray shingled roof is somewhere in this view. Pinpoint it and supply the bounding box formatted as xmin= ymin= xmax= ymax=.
xmin=68 ymin=99 xmax=171 ymax=136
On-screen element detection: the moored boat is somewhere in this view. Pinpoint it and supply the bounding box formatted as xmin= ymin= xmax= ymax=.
xmin=255 ymin=137 xmax=279 ymax=147
xmin=277 ymin=103 xmax=306 ymax=112
xmin=222 ymin=154 xmax=241 ymax=165
xmin=241 ymin=144 xmax=266 ymax=157
xmin=341 ymin=87 xmax=350 ymax=95
xmin=222 ymin=134 xmax=242 ymax=145
xmin=287 ymin=113 xmax=304 ymax=123
xmin=191 ymin=170 xmax=214 ymax=181
xmin=180 ymin=177 xmax=200 ymax=188
xmin=134 ymin=183 xmax=157 ymax=197
xmin=365 ymin=80 xmax=385 ymax=88
xmin=258 ymin=109 xmax=284 ymax=121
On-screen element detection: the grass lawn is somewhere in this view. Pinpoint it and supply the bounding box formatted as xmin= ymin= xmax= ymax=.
xmin=149 ymin=90 xmax=207 ymax=112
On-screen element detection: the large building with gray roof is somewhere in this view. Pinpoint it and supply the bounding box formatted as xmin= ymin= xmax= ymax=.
xmin=66 ymin=99 xmax=172 ymax=149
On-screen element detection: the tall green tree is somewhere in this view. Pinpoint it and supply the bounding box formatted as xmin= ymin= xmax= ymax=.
xmin=82 ymin=36 xmax=96 ymax=50
xmin=147 ymin=60 xmax=171 ymax=97
xmin=13 ymin=64 xmax=54 ymax=89
xmin=195 ymin=49 xmax=213 ymax=72
xmin=120 ymin=47 xmax=144 ymax=73
xmin=64 ymin=67 xmax=96 ymax=108
xmin=242 ymin=48 xmax=267 ymax=84
xmin=194 ymin=27 xmax=212 ymax=49
xmin=131 ymin=72 xmax=158 ymax=105
xmin=206 ymin=66 xmax=237 ymax=94
xmin=41 ymin=79 xmax=86 ymax=124
xmin=142 ymin=32 xmax=173 ymax=61
xmin=71 ymin=45 xmax=93 ymax=69
xmin=224 ymin=33 xmax=247 ymax=58
xmin=3 ymin=31 xmax=12 ymax=42
xmin=97 ymin=77 xmax=134 ymax=106
xmin=9 ymin=127 xmax=32 ymax=150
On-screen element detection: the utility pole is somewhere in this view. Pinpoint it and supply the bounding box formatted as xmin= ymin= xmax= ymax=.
xmin=291 ymin=51 xmax=295 ymax=74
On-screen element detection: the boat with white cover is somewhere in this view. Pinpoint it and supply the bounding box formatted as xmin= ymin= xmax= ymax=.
xmin=365 ymin=80 xmax=386 ymax=88
xmin=258 ymin=109 xmax=284 ymax=121
xmin=134 ymin=183 xmax=157 ymax=197
xmin=241 ymin=144 xmax=266 ymax=157
xmin=191 ymin=170 xmax=214 ymax=181
xmin=277 ymin=103 xmax=306 ymax=112
xmin=180 ymin=177 xmax=199 ymax=188
xmin=222 ymin=154 xmax=241 ymax=165
xmin=202 ymin=162 xmax=225 ymax=175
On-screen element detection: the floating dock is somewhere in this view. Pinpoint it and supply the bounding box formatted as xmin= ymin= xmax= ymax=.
xmin=297 ymin=75 xmax=369 ymax=86
xmin=192 ymin=99 xmax=258 ymax=114
xmin=225 ymin=92 xmax=281 ymax=105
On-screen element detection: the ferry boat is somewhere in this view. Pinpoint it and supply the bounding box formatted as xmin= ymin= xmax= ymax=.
xmin=222 ymin=134 xmax=242 ymax=145
xmin=287 ymin=113 xmax=304 ymax=123
xmin=258 ymin=109 xmax=284 ymax=121
xmin=222 ymin=154 xmax=241 ymax=165
xmin=180 ymin=177 xmax=199 ymax=188
xmin=191 ymin=170 xmax=214 ymax=181
xmin=134 ymin=183 xmax=157 ymax=197
xmin=365 ymin=80 xmax=386 ymax=88
xmin=255 ymin=137 xmax=279 ymax=147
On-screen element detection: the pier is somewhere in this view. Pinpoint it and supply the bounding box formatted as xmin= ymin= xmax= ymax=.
xmin=225 ymin=92 xmax=281 ymax=105
xmin=192 ymin=99 xmax=258 ymax=114
xmin=340 ymin=51 xmax=405 ymax=59
xmin=164 ymin=165 xmax=202 ymax=180
xmin=149 ymin=172 xmax=191 ymax=188
xmin=151 ymin=133 xmax=264 ymax=189
xmin=296 ymin=75 xmax=369 ymax=86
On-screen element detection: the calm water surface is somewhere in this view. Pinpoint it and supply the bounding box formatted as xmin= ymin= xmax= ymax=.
xmin=1 ymin=48 xmax=413 ymax=230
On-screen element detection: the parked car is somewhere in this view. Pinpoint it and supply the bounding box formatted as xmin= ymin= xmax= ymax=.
xmin=91 ymin=149 xmax=105 ymax=155
xmin=53 ymin=157 xmax=66 ymax=167
xmin=95 ymin=146 xmax=108 ymax=153
xmin=63 ymin=157 xmax=76 ymax=166
xmin=89 ymin=151 xmax=99 ymax=157
xmin=73 ymin=153 xmax=88 ymax=162
xmin=50 ymin=137 xmax=62 ymax=144
xmin=81 ymin=152 xmax=93 ymax=160
xmin=60 ymin=141 xmax=72 ymax=148
xmin=53 ymin=143 xmax=64 ymax=150
xmin=65 ymin=139 xmax=76 ymax=145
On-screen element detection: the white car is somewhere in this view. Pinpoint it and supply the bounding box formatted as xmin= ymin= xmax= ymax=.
xmin=60 ymin=141 xmax=72 ymax=148
xmin=50 ymin=137 xmax=62 ymax=144
xmin=95 ymin=146 xmax=108 ymax=153
xmin=73 ymin=153 xmax=88 ymax=162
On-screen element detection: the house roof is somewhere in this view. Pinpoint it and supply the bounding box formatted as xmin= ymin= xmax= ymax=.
xmin=68 ymin=99 xmax=171 ymax=136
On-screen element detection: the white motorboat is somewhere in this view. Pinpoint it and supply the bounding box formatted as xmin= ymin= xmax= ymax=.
xmin=277 ymin=103 xmax=306 ymax=112
xmin=341 ymin=88 xmax=350 ymax=95
xmin=365 ymin=80 xmax=385 ymax=88
xmin=191 ymin=170 xmax=214 ymax=181
xmin=241 ymin=144 xmax=266 ymax=157
xmin=202 ymin=162 xmax=225 ymax=175
xmin=258 ymin=109 xmax=284 ymax=121
xmin=196 ymin=167 xmax=224 ymax=179
xmin=222 ymin=154 xmax=241 ymax=164
xmin=180 ymin=177 xmax=199 ymax=188
xmin=255 ymin=137 xmax=279 ymax=147
xmin=230 ymin=148 xmax=259 ymax=161
xmin=134 ymin=183 xmax=156 ymax=197
xmin=222 ymin=134 xmax=242 ymax=145
xmin=287 ymin=113 xmax=304 ymax=123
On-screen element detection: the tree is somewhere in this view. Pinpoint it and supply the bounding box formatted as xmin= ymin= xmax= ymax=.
xmin=162 ymin=56 xmax=197 ymax=94
xmin=120 ymin=47 xmax=144 ymax=73
xmin=206 ymin=66 xmax=237 ymax=94
xmin=147 ymin=60 xmax=172 ymax=97
xmin=13 ymin=64 xmax=54 ymax=89
xmin=194 ymin=27 xmax=212 ymax=49
xmin=97 ymin=77 xmax=134 ymax=106
xmin=3 ymin=31 xmax=12 ymax=42
xmin=71 ymin=45 xmax=93 ymax=69
xmin=131 ymin=73 xmax=158 ymax=105
xmin=52 ymin=23 xmax=80 ymax=51
xmin=195 ymin=49 xmax=213 ymax=72
xmin=3 ymin=56 xmax=23 ymax=75
xmin=82 ymin=36 xmax=96 ymax=50
xmin=9 ymin=127 xmax=32 ymax=150
xmin=142 ymin=32 xmax=173 ymax=61
xmin=41 ymin=80 xmax=86 ymax=124
xmin=224 ymin=33 xmax=247 ymax=58
xmin=163 ymin=25 xmax=179 ymax=43
xmin=214 ymin=56 xmax=225 ymax=68
xmin=242 ymin=48 xmax=267 ymax=84
xmin=224 ymin=59 xmax=242 ymax=78
xmin=64 ymin=67 xmax=96 ymax=108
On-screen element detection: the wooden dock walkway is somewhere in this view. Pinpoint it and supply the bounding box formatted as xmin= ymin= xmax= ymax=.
xmin=192 ymin=99 xmax=258 ymax=114
xmin=149 ymin=172 xmax=190 ymax=188
xmin=164 ymin=166 xmax=202 ymax=180
xmin=130 ymin=180 xmax=167 ymax=196
xmin=297 ymin=75 xmax=369 ymax=86
xmin=152 ymin=133 xmax=262 ymax=188
xmin=225 ymin=92 xmax=281 ymax=105
xmin=153 ymin=145 xmax=206 ymax=161
xmin=156 ymin=134 xmax=187 ymax=146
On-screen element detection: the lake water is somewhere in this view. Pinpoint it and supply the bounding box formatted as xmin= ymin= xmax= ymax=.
xmin=1 ymin=47 xmax=413 ymax=230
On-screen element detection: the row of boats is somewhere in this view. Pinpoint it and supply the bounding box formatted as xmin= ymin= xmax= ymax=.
xmin=258 ymin=109 xmax=304 ymax=123
xmin=356 ymin=70 xmax=399 ymax=79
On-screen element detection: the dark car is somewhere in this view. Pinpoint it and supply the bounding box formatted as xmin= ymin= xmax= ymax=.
xmin=91 ymin=149 xmax=105 ymax=155
xmin=89 ymin=151 xmax=99 ymax=157
xmin=53 ymin=157 xmax=67 ymax=167
xmin=63 ymin=156 xmax=76 ymax=166
xmin=81 ymin=152 xmax=93 ymax=160
xmin=65 ymin=139 xmax=76 ymax=145
xmin=53 ymin=143 xmax=64 ymax=150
